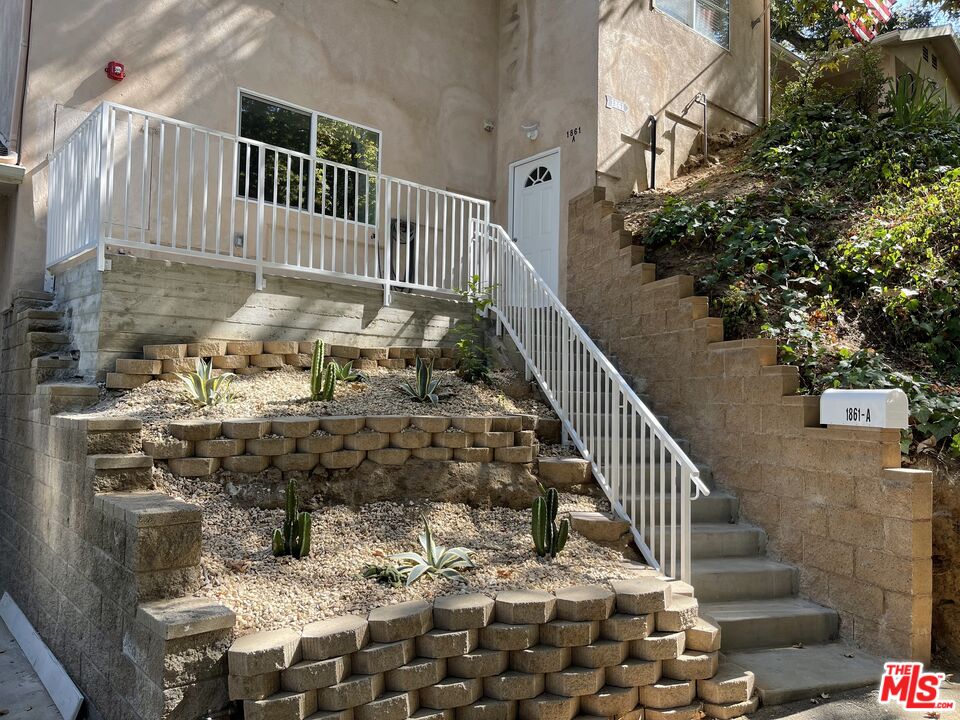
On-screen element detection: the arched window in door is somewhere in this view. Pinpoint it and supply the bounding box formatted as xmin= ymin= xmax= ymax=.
xmin=524 ymin=166 xmax=553 ymax=187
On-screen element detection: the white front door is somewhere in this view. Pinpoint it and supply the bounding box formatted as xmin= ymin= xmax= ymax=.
xmin=511 ymin=150 xmax=560 ymax=293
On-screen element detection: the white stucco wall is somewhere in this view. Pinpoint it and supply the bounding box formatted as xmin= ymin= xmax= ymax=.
xmin=597 ymin=0 xmax=767 ymax=197
xmin=2 ymin=0 xmax=500 ymax=310
xmin=494 ymin=0 xmax=601 ymax=300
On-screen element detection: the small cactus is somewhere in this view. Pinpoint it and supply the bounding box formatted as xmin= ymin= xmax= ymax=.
xmin=531 ymin=483 xmax=569 ymax=559
xmin=272 ymin=479 xmax=312 ymax=559
xmin=310 ymin=339 xmax=337 ymax=401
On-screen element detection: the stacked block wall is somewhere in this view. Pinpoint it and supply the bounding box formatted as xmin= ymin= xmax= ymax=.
xmin=566 ymin=187 xmax=934 ymax=661
xmin=56 ymin=253 xmax=472 ymax=381
xmin=154 ymin=414 xmax=538 ymax=480
xmin=228 ymin=583 xmax=753 ymax=720
xmin=105 ymin=340 xmax=459 ymax=389
xmin=0 ymin=304 xmax=235 ymax=720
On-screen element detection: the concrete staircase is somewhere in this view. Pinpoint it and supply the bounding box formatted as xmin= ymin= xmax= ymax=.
xmin=7 ymin=290 xmax=81 ymax=386
xmin=536 ymin=409 xmax=882 ymax=708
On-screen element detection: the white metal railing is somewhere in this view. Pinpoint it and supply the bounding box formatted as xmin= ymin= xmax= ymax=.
xmin=46 ymin=102 xmax=489 ymax=303
xmin=473 ymin=221 xmax=709 ymax=583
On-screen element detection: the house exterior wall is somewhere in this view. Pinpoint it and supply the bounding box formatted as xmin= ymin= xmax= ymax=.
xmin=597 ymin=0 xmax=768 ymax=197
xmin=0 ymin=0 xmax=501 ymax=312
xmin=494 ymin=0 xmax=601 ymax=300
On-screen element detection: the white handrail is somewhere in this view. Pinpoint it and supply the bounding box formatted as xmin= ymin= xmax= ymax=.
xmin=473 ymin=220 xmax=708 ymax=583
xmin=46 ymin=102 xmax=490 ymax=304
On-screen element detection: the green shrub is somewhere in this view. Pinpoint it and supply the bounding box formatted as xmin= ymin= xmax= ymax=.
xmin=835 ymin=171 xmax=960 ymax=371
xmin=454 ymin=275 xmax=495 ymax=384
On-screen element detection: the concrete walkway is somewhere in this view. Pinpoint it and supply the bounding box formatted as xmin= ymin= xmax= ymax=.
xmin=0 ymin=617 xmax=60 ymax=720
xmin=754 ymin=681 xmax=960 ymax=720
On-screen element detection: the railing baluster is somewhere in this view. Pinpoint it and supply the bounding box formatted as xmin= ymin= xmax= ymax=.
xmin=156 ymin=122 xmax=165 ymax=248
xmin=242 ymin=144 xmax=251 ymax=259
xmin=201 ymin=133 xmax=210 ymax=254
xmin=215 ymin=137 xmax=224 ymax=255
xmin=186 ymin=128 xmax=195 ymax=250
xmin=123 ymin=111 xmax=132 ymax=243
xmin=140 ymin=118 xmax=149 ymax=245
xmin=171 ymin=124 xmax=180 ymax=248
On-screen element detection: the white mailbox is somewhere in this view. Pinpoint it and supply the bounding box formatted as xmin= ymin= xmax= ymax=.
xmin=819 ymin=388 xmax=909 ymax=429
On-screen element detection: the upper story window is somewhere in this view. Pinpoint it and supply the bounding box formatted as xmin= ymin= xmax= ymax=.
xmin=657 ymin=0 xmax=730 ymax=49
xmin=237 ymin=93 xmax=382 ymax=223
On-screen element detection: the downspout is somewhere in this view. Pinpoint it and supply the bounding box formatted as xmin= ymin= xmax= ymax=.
xmin=648 ymin=115 xmax=657 ymax=190
xmin=762 ymin=0 xmax=771 ymax=124
xmin=12 ymin=0 xmax=33 ymax=155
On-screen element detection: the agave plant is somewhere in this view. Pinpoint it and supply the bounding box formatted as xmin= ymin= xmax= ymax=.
xmin=398 ymin=357 xmax=442 ymax=404
xmin=332 ymin=360 xmax=367 ymax=383
xmin=175 ymin=358 xmax=236 ymax=407
xmin=388 ymin=515 xmax=475 ymax=585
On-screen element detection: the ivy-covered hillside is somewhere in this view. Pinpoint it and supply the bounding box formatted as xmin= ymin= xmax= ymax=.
xmin=622 ymin=51 xmax=960 ymax=458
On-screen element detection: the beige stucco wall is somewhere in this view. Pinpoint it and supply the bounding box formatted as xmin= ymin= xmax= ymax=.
xmin=494 ymin=0 xmax=601 ymax=300
xmin=1 ymin=0 xmax=500 ymax=311
xmin=597 ymin=0 xmax=767 ymax=197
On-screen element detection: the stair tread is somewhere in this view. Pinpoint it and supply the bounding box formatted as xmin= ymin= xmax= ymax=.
xmin=692 ymin=556 xmax=792 ymax=573
xmin=701 ymin=597 xmax=836 ymax=620
xmin=724 ymin=644 xmax=882 ymax=706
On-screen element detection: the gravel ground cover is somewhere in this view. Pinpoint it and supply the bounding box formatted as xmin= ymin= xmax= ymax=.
xmin=89 ymin=366 xmax=553 ymax=443
xmin=156 ymin=468 xmax=632 ymax=634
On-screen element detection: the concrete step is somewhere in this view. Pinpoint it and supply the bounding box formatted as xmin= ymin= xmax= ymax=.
xmin=14 ymin=289 xmax=54 ymax=302
xmin=609 ymin=460 xmax=712 ymax=486
xmin=537 ymin=457 xmax=592 ymax=487
xmin=27 ymin=331 xmax=69 ymax=344
xmin=648 ymin=522 xmax=765 ymax=560
xmin=11 ymin=295 xmax=54 ymax=313
xmin=700 ymin=598 xmax=839 ymax=650
xmin=724 ymin=644 xmax=882 ymax=705
xmin=15 ymin=308 xmax=62 ymax=322
xmin=568 ymin=511 xmax=630 ymax=543
xmin=35 ymin=382 xmax=99 ymax=413
xmin=691 ymin=557 xmax=797 ymax=603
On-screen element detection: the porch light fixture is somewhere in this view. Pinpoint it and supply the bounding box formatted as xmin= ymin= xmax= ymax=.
xmin=521 ymin=122 xmax=539 ymax=141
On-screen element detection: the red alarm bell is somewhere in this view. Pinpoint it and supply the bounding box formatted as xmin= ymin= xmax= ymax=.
xmin=105 ymin=61 xmax=125 ymax=81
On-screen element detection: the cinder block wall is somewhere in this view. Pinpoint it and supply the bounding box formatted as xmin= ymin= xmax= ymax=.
xmin=227 ymin=585 xmax=738 ymax=719
xmin=54 ymin=253 xmax=472 ymax=380
xmin=0 ymin=306 xmax=234 ymax=719
xmin=566 ymin=187 xmax=934 ymax=661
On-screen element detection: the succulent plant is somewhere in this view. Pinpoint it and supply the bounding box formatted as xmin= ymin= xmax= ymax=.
xmin=362 ymin=562 xmax=405 ymax=588
xmin=176 ymin=358 xmax=236 ymax=407
xmin=388 ymin=514 xmax=474 ymax=585
xmin=271 ymin=479 xmax=312 ymax=559
xmin=310 ymin=339 xmax=337 ymax=401
xmin=398 ymin=356 xmax=442 ymax=404
xmin=531 ymin=483 xmax=569 ymax=559
xmin=332 ymin=360 xmax=366 ymax=383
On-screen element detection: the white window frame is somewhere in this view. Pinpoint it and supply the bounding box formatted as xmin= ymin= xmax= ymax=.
xmin=653 ymin=0 xmax=731 ymax=50
xmin=234 ymin=88 xmax=384 ymax=224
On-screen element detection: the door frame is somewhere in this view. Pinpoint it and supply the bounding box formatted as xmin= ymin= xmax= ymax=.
xmin=507 ymin=146 xmax=561 ymax=241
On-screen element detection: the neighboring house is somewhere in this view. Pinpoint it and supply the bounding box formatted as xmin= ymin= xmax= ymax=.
xmin=772 ymin=25 xmax=960 ymax=108
xmin=0 ymin=0 xmax=769 ymax=318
